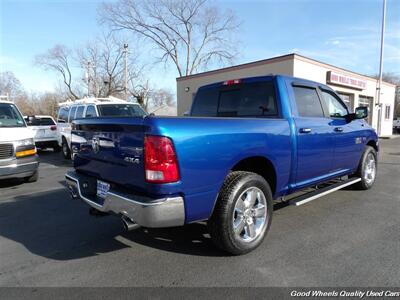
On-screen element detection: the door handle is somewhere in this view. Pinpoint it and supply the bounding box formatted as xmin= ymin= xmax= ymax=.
xmin=334 ymin=127 xmax=344 ymax=132
xmin=299 ymin=128 xmax=312 ymax=133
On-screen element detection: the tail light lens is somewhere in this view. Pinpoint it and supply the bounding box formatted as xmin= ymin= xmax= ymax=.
xmin=223 ymin=79 xmax=241 ymax=85
xmin=144 ymin=135 xmax=179 ymax=183
xmin=50 ymin=125 xmax=57 ymax=131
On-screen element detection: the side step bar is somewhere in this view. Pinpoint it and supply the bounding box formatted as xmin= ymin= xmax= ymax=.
xmin=289 ymin=177 xmax=361 ymax=206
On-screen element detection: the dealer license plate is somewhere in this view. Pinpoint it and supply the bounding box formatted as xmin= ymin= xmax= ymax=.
xmin=97 ymin=180 xmax=110 ymax=199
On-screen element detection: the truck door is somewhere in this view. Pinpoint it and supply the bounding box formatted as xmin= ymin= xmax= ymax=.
xmin=319 ymin=88 xmax=363 ymax=172
xmin=291 ymin=84 xmax=335 ymax=189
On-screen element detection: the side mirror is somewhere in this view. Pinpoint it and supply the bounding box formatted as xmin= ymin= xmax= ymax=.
xmin=355 ymin=106 xmax=368 ymax=119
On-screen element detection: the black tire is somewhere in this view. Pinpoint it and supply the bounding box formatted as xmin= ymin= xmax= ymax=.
xmin=25 ymin=170 xmax=39 ymax=183
xmin=208 ymin=171 xmax=273 ymax=255
xmin=62 ymin=138 xmax=71 ymax=159
xmin=352 ymin=146 xmax=377 ymax=190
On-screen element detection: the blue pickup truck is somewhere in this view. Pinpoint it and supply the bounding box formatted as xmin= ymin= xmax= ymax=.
xmin=66 ymin=75 xmax=378 ymax=255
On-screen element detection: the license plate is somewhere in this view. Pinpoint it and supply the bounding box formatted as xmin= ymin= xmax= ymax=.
xmin=97 ymin=180 xmax=110 ymax=199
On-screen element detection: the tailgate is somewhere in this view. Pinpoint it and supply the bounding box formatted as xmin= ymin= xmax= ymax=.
xmin=31 ymin=126 xmax=55 ymax=139
xmin=72 ymin=117 xmax=147 ymax=189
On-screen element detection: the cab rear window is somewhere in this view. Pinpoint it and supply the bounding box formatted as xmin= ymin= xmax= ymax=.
xmin=191 ymin=81 xmax=277 ymax=117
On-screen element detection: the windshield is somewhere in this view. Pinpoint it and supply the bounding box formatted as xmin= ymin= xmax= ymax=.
xmin=191 ymin=81 xmax=277 ymax=117
xmin=97 ymin=104 xmax=147 ymax=117
xmin=0 ymin=103 xmax=26 ymax=128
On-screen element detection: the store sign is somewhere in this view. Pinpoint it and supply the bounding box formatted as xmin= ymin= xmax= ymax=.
xmin=326 ymin=71 xmax=367 ymax=90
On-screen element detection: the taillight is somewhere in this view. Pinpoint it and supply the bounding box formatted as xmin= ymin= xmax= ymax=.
xmin=144 ymin=135 xmax=179 ymax=183
xmin=50 ymin=125 xmax=57 ymax=131
xmin=223 ymin=79 xmax=241 ymax=85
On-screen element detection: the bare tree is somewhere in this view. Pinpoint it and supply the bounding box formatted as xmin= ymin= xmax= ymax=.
xmin=0 ymin=71 xmax=25 ymax=99
xmin=150 ymin=88 xmax=174 ymax=107
xmin=35 ymin=45 xmax=80 ymax=99
xmin=77 ymin=33 xmax=143 ymax=98
xmin=100 ymin=0 xmax=240 ymax=77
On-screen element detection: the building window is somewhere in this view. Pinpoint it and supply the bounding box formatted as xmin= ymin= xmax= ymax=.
xmin=385 ymin=105 xmax=391 ymax=120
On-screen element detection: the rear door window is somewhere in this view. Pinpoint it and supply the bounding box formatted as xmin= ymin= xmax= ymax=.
xmin=85 ymin=105 xmax=97 ymax=117
xmin=191 ymin=81 xmax=277 ymax=117
xmin=293 ymin=86 xmax=324 ymax=118
xmin=75 ymin=106 xmax=85 ymax=119
xmin=69 ymin=106 xmax=77 ymax=122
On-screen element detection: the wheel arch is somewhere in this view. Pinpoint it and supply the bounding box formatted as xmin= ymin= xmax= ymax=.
xmin=230 ymin=156 xmax=277 ymax=196
xmin=366 ymin=139 xmax=378 ymax=152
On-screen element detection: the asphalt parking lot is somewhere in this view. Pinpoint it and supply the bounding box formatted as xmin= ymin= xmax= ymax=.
xmin=0 ymin=138 xmax=399 ymax=287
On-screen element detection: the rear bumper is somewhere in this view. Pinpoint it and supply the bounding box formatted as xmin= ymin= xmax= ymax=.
xmin=0 ymin=155 xmax=39 ymax=180
xmin=65 ymin=171 xmax=185 ymax=228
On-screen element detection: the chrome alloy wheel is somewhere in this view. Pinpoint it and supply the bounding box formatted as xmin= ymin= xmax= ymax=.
xmin=232 ymin=187 xmax=267 ymax=242
xmin=364 ymin=152 xmax=376 ymax=185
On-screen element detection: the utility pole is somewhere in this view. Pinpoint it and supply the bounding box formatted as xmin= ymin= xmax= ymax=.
xmin=123 ymin=44 xmax=129 ymax=100
xmin=376 ymin=0 xmax=386 ymax=136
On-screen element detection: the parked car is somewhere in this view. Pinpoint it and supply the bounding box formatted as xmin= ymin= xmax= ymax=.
xmin=24 ymin=115 xmax=60 ymax=151
xmin=0 ymin=101 xmax=39 ymax=182
xmin=66 ymin=75 xmax=378 ymax=255
xmin=393 ymin=117 xmax=400 ymax=133
xmin=56 ymin=97 xmax=147 ymax=159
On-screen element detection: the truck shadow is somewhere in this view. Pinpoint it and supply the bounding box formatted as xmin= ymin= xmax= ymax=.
xmin=120 ymin=224 xmax=225 ymax=257
xmin=0 ymin=189 xmax=226 ymax=261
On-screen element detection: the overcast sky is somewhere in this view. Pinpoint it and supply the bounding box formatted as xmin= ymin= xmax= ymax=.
xmin=1 ymin=0 xmax=399 ymax=94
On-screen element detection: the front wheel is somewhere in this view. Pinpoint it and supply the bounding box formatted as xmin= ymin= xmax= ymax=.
xmin=208 ymin=171 xmax=273 ymax=255
xmin=353 ymin=146 xmax=377 ymax=190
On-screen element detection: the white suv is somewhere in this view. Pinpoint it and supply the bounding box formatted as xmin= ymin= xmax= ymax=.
xmin=56 ymin=97 xmax=147 ymax=159
xmin=24 ymin=115 xmax=60 ymax=151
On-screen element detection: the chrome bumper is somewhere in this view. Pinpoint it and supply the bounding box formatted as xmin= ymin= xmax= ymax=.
xmin=65 ymin=171 xmax=185 ymax=228
xmin=0 ymin=156 xmax=39 ymax=179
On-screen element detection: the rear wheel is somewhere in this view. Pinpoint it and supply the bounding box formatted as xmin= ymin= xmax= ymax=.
xmin=208 ymin=171 xmax=273 ymax=255
xmin=62 ymin=138 xmax=71 ymax=159
xmin=353 ymin=146 xmax=377 ymax=190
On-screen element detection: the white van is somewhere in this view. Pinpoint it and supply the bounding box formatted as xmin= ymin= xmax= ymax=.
xmin=0 ymin=101 xmax=39 ymax=182
xmin=56 ymin=97 xmax=147 ymax=159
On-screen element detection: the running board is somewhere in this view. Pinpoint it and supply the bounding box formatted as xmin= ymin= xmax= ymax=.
xmin=289 ymin=178 xmax=361 ymax=206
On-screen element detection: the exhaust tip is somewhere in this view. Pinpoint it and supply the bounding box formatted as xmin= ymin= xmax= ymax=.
xmin=121 ymin=216 xmax=140 ymax=231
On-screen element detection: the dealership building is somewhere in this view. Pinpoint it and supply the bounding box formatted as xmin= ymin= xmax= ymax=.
xmin=176 ymin=53 xmax=396 ymax=136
